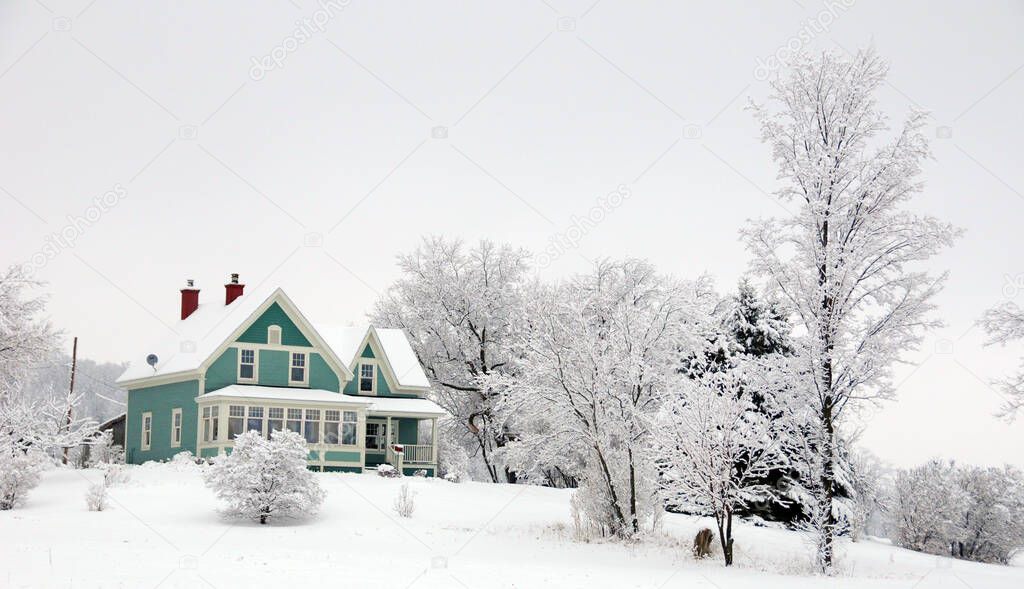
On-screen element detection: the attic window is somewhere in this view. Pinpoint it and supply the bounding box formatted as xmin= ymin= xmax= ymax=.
xmin=359 ymin=364 xmax=375 ymax=393
xmin=268 ymin=325 xmax=282 ymax=346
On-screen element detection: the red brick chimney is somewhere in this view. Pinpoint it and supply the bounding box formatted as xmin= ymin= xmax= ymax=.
xmin=225 ymin=273 xmax=244 ymax=305
xmin=180 ymin=279 xmax=199 ymax=320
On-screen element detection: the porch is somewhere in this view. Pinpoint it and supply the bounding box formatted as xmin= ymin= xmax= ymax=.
xmin=193 ymin=385 xmax=445 ymax=475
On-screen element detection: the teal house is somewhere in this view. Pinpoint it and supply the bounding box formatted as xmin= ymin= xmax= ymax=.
xmin=115 ymin=274 xmax=444 ymax=475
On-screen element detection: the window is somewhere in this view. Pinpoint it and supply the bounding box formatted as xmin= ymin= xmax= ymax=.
xmin=228 ymin=405 xmax=245 ymax=439
xmin=290 ymin=352 xmax=307 ymax=385
xmin=239 ymin=348 xmax=256 ymax=381
xmin=286 ymin=408 xmax=302 ymax=434
xmin=141 ymin=412 xmax=152 ymax=451
xmin=202 ymin=406 xmax=219 ymax=442
xmin=342 ymin=411 xmax=358 ymax=445
xmin=359 ymin=364 xmax=375 ymax=393
xmin=303 ymin=409 xmax=320 ymax=444
xmin=267 ymin=407 xmax=284 ymax=438
xmin=365 ymin=421 xmax=384 ymax=451
xmin=247 ymin=406 xmax=264 ymax=435
xmin=268 ymin=325 xmax=282 ymax=345
xmin=171 ymin=408 xmax=182 ymax=447
xmin=324 ymin=410 xmax=340 ymax=444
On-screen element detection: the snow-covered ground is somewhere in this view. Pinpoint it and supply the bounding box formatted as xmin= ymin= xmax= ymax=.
xmin=2 ymin=464 xmax=1022 ymax=588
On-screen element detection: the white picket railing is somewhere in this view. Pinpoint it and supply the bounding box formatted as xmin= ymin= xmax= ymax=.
xmin=401 ymin=444 xmax=434 ymax=464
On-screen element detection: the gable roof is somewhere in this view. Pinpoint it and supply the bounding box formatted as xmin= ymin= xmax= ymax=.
xmin=115 ymin=286 xmax=430 ymax=391
xmin=318 ymin=325 xmax=431 ymax=390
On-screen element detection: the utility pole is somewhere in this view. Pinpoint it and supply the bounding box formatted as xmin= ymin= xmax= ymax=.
xmin=62 ymin=336 xmax=77 ymax=465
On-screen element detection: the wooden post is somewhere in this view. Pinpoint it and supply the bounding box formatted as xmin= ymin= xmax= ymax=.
xmin=62 ymin=337 xmax=78 ymax=465
xmin=431 ymin=418 xmax=438 ymax=464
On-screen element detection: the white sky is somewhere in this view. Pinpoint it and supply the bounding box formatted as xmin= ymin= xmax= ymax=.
xmin=2 ymin=0 xmax=1022 ymax=468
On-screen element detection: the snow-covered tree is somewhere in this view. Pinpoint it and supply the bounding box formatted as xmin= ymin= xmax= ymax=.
xmin=650 ymin=375 xmax=786 ymax=565
xmin=744 ymin=48 xmax=958 ymax=571
xmin=506 ymin=260 xmax=711 ymax=538
xmin=888 ymin=460 xmax=964 ymax=555
xmin=203 ymin=430 xmax=324 ymax=524
xmin=978 ymin=302 xmax=1024 ymax=420
xmin=952 ymin=465 xmax=1024 ymax=564
xmin=372 ymin=237 xmax=529 ymax=483
xmin=0 ymin=266 xmax=57 ymax=401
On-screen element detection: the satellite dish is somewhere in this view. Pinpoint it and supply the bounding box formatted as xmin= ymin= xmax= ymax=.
xmin=146 ymin=354 xmax=159 ymax=369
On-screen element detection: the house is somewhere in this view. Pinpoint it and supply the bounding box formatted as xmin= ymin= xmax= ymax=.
xmin=115 ymin=274 xmax=445 ymax=475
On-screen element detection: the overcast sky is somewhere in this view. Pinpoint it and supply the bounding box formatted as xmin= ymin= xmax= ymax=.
xmin=2 ymin=0 xmax=1022 ymax=468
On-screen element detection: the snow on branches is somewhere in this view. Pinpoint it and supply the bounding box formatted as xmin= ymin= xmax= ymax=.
xmin=504 ymin=259 xmax=714 ymax=538
xmin=203 ymin=430 xmax=324 ymax=525
xmin=978 ymin=302 xmax=1024 ymax=420
xmin=745 ymin=48 xmax=958 ymax=571
xmin=650 ymin=375 xmax=787 ymax=565
xmin=372 ymin=237 xmax=530 ymax=483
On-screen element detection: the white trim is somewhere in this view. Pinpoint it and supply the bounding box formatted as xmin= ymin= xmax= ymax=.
xmin=141 ymin=411 xmax=152 ymax=451
xmin=171 ymin=408 xmax=182 ymax=448
xmin=358 ymin=361 xmax=377 ymax=395
xmin=237 ymin=347 xmax=259 ymax=384
xmin=347 ymin=329 xmax=429 ymax=397
xmin=289 ymin=351 xmax=309 ymax=387
xmin=267 ymin=324 xmax=282 ymax=345
xmin=197 ymin=289 xmax=354 ymax=381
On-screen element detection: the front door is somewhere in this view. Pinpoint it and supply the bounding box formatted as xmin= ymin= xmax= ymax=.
xmin=365 ymin=419 xmax=397 ymax=454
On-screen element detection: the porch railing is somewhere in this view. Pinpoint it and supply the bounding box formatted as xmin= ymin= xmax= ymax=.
xmin=401 ymin=444 xmax=434 ymax=463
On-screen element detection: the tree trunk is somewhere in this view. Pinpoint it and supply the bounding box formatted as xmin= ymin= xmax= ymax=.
xmin=718 ymin=509 xmax=735 ymax=566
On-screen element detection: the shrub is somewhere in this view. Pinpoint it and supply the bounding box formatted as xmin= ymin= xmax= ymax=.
xmin=203 ymin=430 xmax=324 ymax=525
xmin=393 ymin=482 xmax=416 ymax=518
xmin=0 ymin=447 xmax=45 ymax=510
xmin=85 ymin=482 xmax=108 ymax=511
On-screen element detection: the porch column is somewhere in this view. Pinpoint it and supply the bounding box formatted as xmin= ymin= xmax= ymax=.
xmin=431 ymin=418 xmax=438 ymax=463
xmin=386 ymin=416 xmax=393 ymax=464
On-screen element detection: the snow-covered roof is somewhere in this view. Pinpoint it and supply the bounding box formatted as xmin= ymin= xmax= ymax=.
xmin=374 ymin=328 xmax=431 ymax=388
xmin=197 ymin=385 xmax=372 ymax=405
xmin=197 ymin=385 xmax=446 ymax=416
xmin=116 ymin=283 xmax=285 ymax=384
xmin=317 ymin=324 xmax=431 ymax=389
xmin=364 ymin=395 xmax=446 ymax=417
xmin=116 ymin=286 xmax=431 ymax=392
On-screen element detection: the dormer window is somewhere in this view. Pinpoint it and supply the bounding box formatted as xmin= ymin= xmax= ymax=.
xmin=238 ymin=348 xmax=257 ymax=382
xmin=359 ymin=363 xmax=375 ymax=393
xmin=268 ymin=325 xmax=282 ymax=346
xmin=290 ymin=352 xmax=308 ymax=386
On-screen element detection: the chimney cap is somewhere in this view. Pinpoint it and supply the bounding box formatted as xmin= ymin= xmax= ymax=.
xmin=185 ymin=279 xmax=195 ymax=288
xmin=229 ymin=273 xmax=239 ymax=284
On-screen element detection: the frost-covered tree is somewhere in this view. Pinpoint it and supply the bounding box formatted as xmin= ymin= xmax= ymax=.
xmin=506 ymin=260 xmax=710 ymax=538
xmin=203 ymin=430 xmax=324 ymax=524
xmin=952 ymin=465 xmax=1024 ymax=564
xmin=745 ymin=48 xmax=958 ymax=571
xmin=372 ymin=237 xmax=529 ymax=483
xmin=0 ymin=266 xmax=58 ymax=401
xmin=978 ymin=302 xmax=1024 ymax=420
xmin=650 ymin=375 xmax=786 ymax=565
xmin=888 ymin=460 xmax=964 ymax=555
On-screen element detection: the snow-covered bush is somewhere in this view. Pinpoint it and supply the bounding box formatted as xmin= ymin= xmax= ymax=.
xmin=101 ymin=463 xmax=130 ymax=487
xmin=952 ymin=465 xmax=1024 ymax=564
xmin=437 ymin=426 xmax=469 ymax=483
xmin=888 ymin=460 xmax=964 ymax=555
xmin=377 ymin=464 xmax=400 ymax=478
xmin=88 ymin=430 xmax=124 ymax=466
xmin=170 ymin=450 xmax=200 ymax=471
xmin=203 ymin=430 xmax=324 ymax=525
xmin=0 ymin=446 xmax=46 ymax=510
xmin=85 ymin=482 xmax=107 ymax=511
xmin=393 ymin=482 xmax=416 ymax=518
